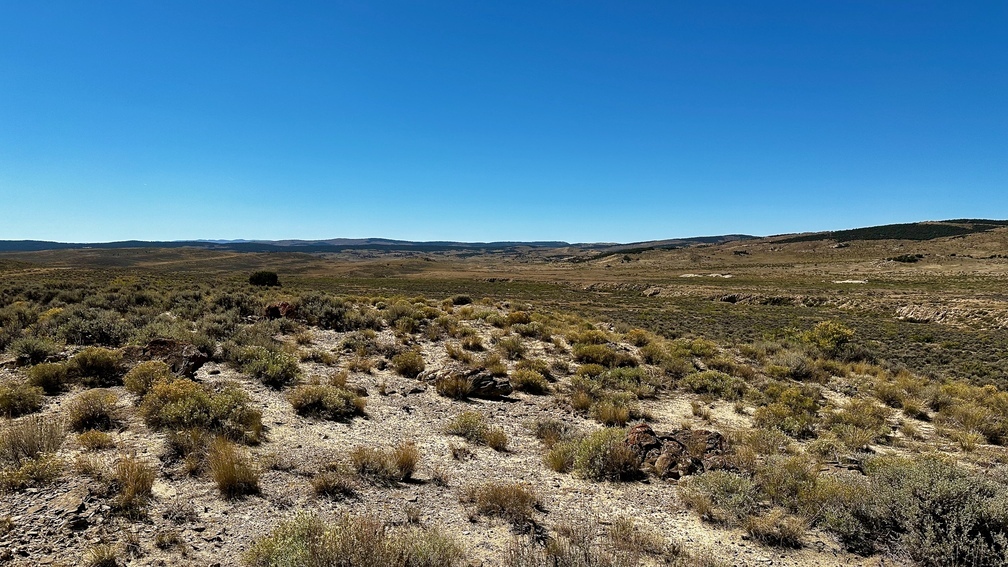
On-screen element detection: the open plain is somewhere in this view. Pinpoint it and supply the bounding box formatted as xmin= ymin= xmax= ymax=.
xmin=2 ymin=221 xmax=1008 ymax=566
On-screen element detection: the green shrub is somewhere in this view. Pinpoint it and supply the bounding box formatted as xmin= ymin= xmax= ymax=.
xmin=27 ymin=362 xmax=71 ymax=395
xmin=567 ymin=329 xmax=609 ymax=345
xmin=288 ymin=384 xmax=365 ymax=421
xmin=545 ymin=439 xmax=579 ymax=473
xmin=589 ymin=396 xmax=636 ymax=426
xmin=123 ymin=360 xmax=173 ymax=398
xmin=573 ymin=344 xmax=637 ymax=368
xmin=7 ymin=336 xmax=60 ymax=366
xmin=57 ymin=307 xmax=132 ymax=347
xmin=862 ymin=455 xmax=1008 ymax=566
xmin=823 ymin=398 xmax=891 ymax=448
xmin=0 ymin=381 xmax=44 ymax=418
xmin=510 ymin=369 xmax=549 ymax=394
xmin=70 ymin=347 xmax=123 ymax=387
xmin=769 ymin=351 xmax=818 ymax=382
xmin=681 ymin=370 xmax=746 ymax=400
xmin=803 ymin=321 xmax=854 ymax=358
xmin=496 ymin=336 xmax=526 ymax=360
xmin=244 ymin=512 xmax=465 ymax=567
xmin=572 ymin=428 xmax=640 ymax=481
xmin=391 ymin=349 xmax=425 ymax=378
xmin=528 ymin=418 xmax=572 ymax=447
xmin=248 ymin=271 xmax=280 ymax=287
xmin=241 ymin=347 xmax=301 ymax=388
xmin=140 ymin=378 xmax=262 ymax=443
xmin=445 ymin=411 xmax=487 ymax=444
xmin=680 ymin=471 xmax=760 ymax=524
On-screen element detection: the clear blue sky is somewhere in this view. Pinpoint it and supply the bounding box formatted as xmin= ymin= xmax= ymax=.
xmin=1 ymin=1 xmax=1005 ymax=243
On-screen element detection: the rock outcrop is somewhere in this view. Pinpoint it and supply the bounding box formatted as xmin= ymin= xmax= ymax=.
xmin=624 ymin=423 xmax=729 ymax=480
xmin=420 ymin=363 xmax=513 ymax=399
xmin=143 ymin=338 xmax=209 ymax=377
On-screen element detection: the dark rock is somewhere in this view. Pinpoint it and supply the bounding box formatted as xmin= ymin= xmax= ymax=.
xmin=264 ymin=302 xmax=298 ymax=319
xmin=623 ymin=424 xmax=729 ymax=480
xmin=421 ymin=363 xmax=513 ymax=399
xmin=143 ymin=338 xmax=209 ymax=377
xmin=467 ymin=372 xmax=513 ymax=398
xmin=64 ymin=517 xmax=88 ymax=531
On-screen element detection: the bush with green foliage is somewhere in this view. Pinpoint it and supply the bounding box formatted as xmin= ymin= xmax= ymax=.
xmin=288 ymin=384 xmax=365 ymax=421
xmin=240 ymin=347 xmax=301 ymax=388
xmin=123 ymin=360 xmax=173 ymax=398
xmin=681 ymin=370 xmax=747 ymax=400
xmin=56 ymin=307 xmax=132 ymax=347
xmin=573 ymin=344 xmax=637 ymax=368
xmin=140 ymin=378 xmax=262 ymax=443
xmin=248 ymin=271 xmax=280 ymax=287
xmin=391 ymin=349 xmax=425 ymax=378
xmin=7 ymin=336 xmax=60 ymax=366
xmin=0 ymin=381 xmax=44 ymax=418
xmin=244 ymin=512 xmax=465 ymax=567
xmin=69 ymin=347 xmax=123 ymax=387
xmin=510 ymin=369 xmax=549 ymax=394
xmin=803 ymin=321 xmax=855 ymax=358
xmin=680 ymin=471 xmax=760 ymax=524
xmin=571 ymin=427 xmax=640 ymax=481
xmin=27 ymin=362 xmax=71 ymax=395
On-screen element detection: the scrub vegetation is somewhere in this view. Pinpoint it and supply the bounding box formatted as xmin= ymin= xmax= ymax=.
xmin=2 ymin=225 xmax=1008 ymax=565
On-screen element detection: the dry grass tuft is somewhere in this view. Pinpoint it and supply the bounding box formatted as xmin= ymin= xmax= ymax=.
xmin=78 ymin=430 xmax=114 ymax=451
xmin=463 ymin=481 xmax=539 ymax=523
xmin=207 ymin=437 xmax=259 ymax=498
xmin=113 ymin=455 xmax=155 ymax=515
xmin=66 ymin=389 xmax=120 ymax=432
xmin=351 ymin=441 xmax=421 ymax=485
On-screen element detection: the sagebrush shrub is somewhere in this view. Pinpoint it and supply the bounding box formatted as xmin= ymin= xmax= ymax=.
xmin=244 ymin=512 xmax=465 ymax=567
xmin=70 ymin=347 xmax=123 ymax=387
xmin=391 ymin=349 xmax=425 ymax=378
xmin=288 ymin=384 xmax=365 ymax=421
xmin=572 ymin=428 xmax=640 ymax=481
xmin=123 ymin=360 xmax=173 ymax=398
xmin=8 ymin=336 xmax=60 ymax=366
xmin=0 ymin=381 xmax=44 ymax=418
xmin=140 ymin=378 xmax=262 ymax=443
xmin=27 ymin=362 xmax=71 ymax=395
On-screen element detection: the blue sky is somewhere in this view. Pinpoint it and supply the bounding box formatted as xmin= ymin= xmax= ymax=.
xmin=1 ymin=1 xmax=1005 ymax=243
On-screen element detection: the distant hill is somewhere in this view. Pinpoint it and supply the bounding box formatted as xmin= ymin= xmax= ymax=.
xmin=0 ymin=235 xmax=757 ymax=254
xmin=3 ymin=219 xmax=1002 ymax=254
xmin=776 ymin=219 xmax=1008 ymax=243
xmin=0 ymin=239 xmax=573 ymax=254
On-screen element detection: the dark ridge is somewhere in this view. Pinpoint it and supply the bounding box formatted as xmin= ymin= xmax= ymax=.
xmin=775 ymin=220 xmax=1008 ymax=243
